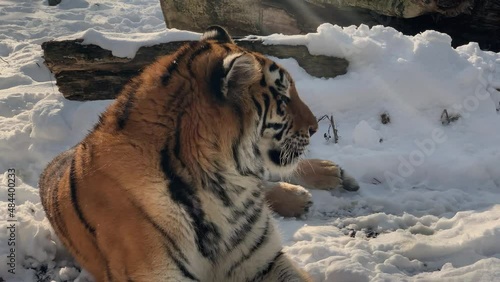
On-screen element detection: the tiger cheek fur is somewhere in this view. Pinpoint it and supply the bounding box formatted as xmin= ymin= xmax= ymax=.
xmin=254 ymin=62 xmax=318 ymax=177
xmin=38 ymin=25 xmax=313 ymax=282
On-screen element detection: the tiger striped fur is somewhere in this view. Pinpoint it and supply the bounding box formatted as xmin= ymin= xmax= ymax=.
xmin=39 ymin=26 xmax=359 ymax=282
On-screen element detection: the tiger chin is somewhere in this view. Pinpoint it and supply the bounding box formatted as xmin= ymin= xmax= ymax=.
xmin=38 ymin=26 xmax=359 ymax=282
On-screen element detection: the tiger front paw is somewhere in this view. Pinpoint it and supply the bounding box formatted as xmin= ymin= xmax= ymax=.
xmin=293 ymin=159 xmax=360 ymax=191
xmin=265 ymin=182 xmax=313 ymax=218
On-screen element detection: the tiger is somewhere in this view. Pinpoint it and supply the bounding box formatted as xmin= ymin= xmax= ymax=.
xmin=38 ymin=25 xmax=359 ymax=282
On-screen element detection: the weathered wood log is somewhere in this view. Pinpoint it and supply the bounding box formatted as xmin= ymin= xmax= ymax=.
xmin=42 ymin=39 xmax=349 ymax=101
xmin=160 ymin=0 xmax=500 ymax=51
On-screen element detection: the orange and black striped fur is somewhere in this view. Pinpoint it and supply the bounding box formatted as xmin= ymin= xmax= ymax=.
xmin=39 ymin=26 xmax=359 ymax=281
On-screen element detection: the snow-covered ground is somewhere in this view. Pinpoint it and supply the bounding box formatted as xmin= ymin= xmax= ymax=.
xmin=1 ymin=0 xmax=500 ymax=281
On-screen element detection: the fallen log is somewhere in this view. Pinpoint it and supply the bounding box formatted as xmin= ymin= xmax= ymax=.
xmin=42 ymin=39 xmax=349 ymax=101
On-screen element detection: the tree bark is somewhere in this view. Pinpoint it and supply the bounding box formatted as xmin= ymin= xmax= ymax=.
xmin=42 ymin=39 xmax=348 ymax=101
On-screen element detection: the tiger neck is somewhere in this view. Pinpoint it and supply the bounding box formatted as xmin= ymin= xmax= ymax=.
xmin=173 ymin=101 xmax=264 ymax=185
xmin=173 ymin=129 xmax=265 ymax=194
xmin=179 ymin=141 xmax=265 ymax=189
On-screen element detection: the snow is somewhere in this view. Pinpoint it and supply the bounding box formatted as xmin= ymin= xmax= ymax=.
xmin=1 ymin=0 xmax=500 ymax=281
xmin=65 ymin=28 xmax=200 ymax=58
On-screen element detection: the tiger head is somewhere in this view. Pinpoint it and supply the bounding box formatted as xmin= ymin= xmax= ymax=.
xmin=200 ymin=26 xmax=318 ymax=177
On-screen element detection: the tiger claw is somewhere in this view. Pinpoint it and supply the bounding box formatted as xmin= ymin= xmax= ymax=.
xmin=339 ymin=168 xmax=360 ymax=192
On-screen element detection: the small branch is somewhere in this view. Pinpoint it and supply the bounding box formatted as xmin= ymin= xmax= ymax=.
xmin=318 ymin=114 xmax=339 ymax=143
xmin=441 ymin=109 xmax=450 ymax=125
xmin=441 ymin=109 xmax=460 ymax=125
xmin=332 ymin=116 xmax=339 ymax=143
xmin=0 ymin=57 xmax=9 ymax=66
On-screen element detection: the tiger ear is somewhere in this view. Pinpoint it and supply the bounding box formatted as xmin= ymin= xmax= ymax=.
xmin=212 ymin=53 xmax=261 ymax=100
xmin=201 ymin=25 xmax=234 ymax=43
xmin=223 ymin=53 xmax=261 ymax=97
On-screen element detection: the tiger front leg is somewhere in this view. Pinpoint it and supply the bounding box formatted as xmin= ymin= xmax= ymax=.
xmin=260 ymin=252 xmax=312 ymax=282
xmin=291 ymin=159 xmax=360 ymax=191
xmin=265 ymin=182 xmax=313 ymax=217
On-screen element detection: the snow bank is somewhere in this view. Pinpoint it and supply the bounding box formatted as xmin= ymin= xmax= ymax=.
xmin=283 ymin=206 xmax=500 ymax=281
xmin=1 ymin=0 xmax=500 ymax=281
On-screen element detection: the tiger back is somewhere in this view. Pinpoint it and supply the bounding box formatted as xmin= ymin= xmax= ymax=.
xmin=39 ymin=26 xmax=321 ymax=281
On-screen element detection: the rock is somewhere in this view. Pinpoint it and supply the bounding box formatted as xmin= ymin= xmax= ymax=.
xmin=48 ymin=0 xmax=62 ymax=6
xmin=160 ymin=0 xmax=500 ymax=51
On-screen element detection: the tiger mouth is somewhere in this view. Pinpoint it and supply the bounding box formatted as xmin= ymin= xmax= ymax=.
xmin=268 ymin=149 xmax=302 ymax=166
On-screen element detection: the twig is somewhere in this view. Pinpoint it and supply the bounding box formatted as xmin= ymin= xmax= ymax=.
xmin=332 ymin=116 xmax=339 ymax=143
xmin=318 ymin=114 xmax=339 ymax=143
xmin=441 ymin=109 xmax=450 ymax=125
xmin=0 ymin=57 xmax=9 ymax=66
xmin=441 ymin=109 xmax=460 ymax=125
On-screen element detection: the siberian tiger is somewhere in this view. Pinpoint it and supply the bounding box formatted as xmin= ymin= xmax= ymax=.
xmin=39 ymin=26 xmax=359 ymax=282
